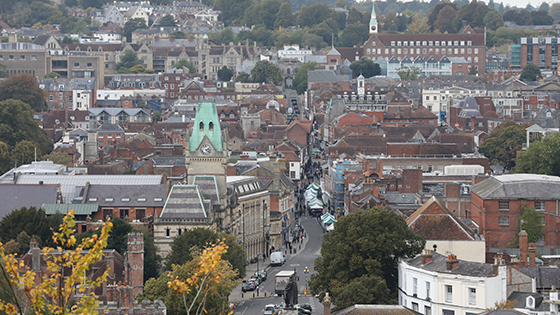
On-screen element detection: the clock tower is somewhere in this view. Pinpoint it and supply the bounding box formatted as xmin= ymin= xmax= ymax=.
xmin=185 ymin=102 xmax=228 ymax=203
xmin=369 ymin=1 xmax=378 ymax=34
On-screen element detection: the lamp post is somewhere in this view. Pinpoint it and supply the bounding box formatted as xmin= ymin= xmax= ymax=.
xmin=304 ymin=266 xmax=310 ymax=296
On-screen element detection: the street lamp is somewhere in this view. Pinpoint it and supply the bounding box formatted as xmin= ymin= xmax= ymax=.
xmin=304 ymin=266 xmax=310 ymax=296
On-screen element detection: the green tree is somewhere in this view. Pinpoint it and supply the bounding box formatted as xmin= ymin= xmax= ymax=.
xmin=0 ymin=99 xmax=52 ymax=155
xmin=215 ymin=0 xmax=253 ymax=26
xmin=152 ymin=110 xmax=161 ymax=122
xmin=427 ymin=2 xmax=458 ymax=31
xmin=509 ymin=204 xmax=543 ymax=247
xmin=0 ymin=207 xmax=54 ymax=249
xmin=173 ymin=59 xmax=196 ymax=73
xmin=210 ymin=27 xmax=235 ymax=44
xmin=158 ymin=14 xmax=176 ymax=27
xmin=139 ymin=242 xmax=239 ymax=315
xmin=171 ymin=30 xmax=188 ymax=39
xmin=340 ymin=23 xmax=368 ymax=47
xmin=408 ymin=13 xmax=430 ymax=34
xmin=0 ymin=141 xmax=10 ymax=174
xmin=235 ymin=71 xmax=251 ymax=83
xmin=520 ymin=63 xmax=541 ymax=81
xmin=297 ymin=3 xmax=333 ymax=28
xmin=479 ymin=120 xmax=527 ymax=170
xmin=45 ymin=72 xmax=62 ymax=78
xmin=42 ymin=152 xmax=72 ymax=167
xmin=124 ymin=17 xmax=148 ymax=42
xmin=77 ymin=217 xmax=131 ymax=255
xmin=397 ymin=66 xmax=422 ymax=80
xmin=164 ymin=228 xmax=246 ymax=277
xmin=308 ymin=207 xmax=425 ymax=310
xmin=346 ymin=7 xmax=364 ymax=26
xmin=0 ymin=74 xmax=46 ymax=111
xmin=115 ymin=49 xmax=144 ymax=71
xmin=60 ymin=16 xmax=91 ymax=35
xmin=483 ymin=10 xmax=504 ymax=30
xmin=129 ymin=64 xmax=155 ymax=74
xmin=0 ymin=62 xmax=7 ymax=78
xmin=243 ymin=0 xmax=282 ymax=30
xmin=250 ymin=60 xmax=283 ymax=85
xmin=217 ymin=66 xmax=233 ymax=81
xmin=293 ymin=62 xmax=317 ymax=94
xmin=550 ymin=3 xmax=560 ymax=22
xmin=531 ymin=10 xmax=554 ymax=25
xmin=12 ymin=140 xmax=39 ymax=165
xmin=350 ymin=57 xmax=381 ymax=78
xmin=433 ymin=5 xmax=456 ymax=33
xmin=515 ymin=132 xmax=560 ymax=176
xmin=275 ymin=2 xmax=295 ymax=28
xmin=452 ymin=0 xmax=491 ymax=32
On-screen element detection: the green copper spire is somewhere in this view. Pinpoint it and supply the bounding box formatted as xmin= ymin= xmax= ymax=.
xmin=189 ymin=102 xmax=223 ymax=152
xmin=370 ymin=2 xmax=378 ymax=33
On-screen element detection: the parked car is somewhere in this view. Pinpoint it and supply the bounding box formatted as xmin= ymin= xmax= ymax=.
xmin=255 ymin=269 xmax=267 ymax=282
xmin=298 ymin=308 xmax=311 ymax=315
xmin=250 ymin=275 xmax=262 ymax=285
xmin=263 ymin=304 xmax=280 ymax=315
xmin=241 ymin=280 xmax=257 ymax=292
xmin=297 ymin=303 xmax=312 ymax=312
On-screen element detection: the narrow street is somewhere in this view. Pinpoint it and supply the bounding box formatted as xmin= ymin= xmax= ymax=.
xmin=233 ymin=216 xmax=324 ymax=314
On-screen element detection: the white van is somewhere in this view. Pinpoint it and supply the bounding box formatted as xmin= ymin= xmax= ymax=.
xmin=270 ymin=251 xmax=285 ymax=266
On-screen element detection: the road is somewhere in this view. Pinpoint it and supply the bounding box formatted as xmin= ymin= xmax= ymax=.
xmin=234 ymin=216 xmax=324 ymax=314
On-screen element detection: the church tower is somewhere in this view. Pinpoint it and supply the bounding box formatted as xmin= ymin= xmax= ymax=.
xmin=369 ymin=2 xmax=378 ymax=34
xmin=185 ymin=102 xmax=228 ymax=203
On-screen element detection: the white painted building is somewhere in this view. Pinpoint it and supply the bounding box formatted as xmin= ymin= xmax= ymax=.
xmin=277 ymin=45 xmax=313 ymax=62
xmin=399 ymin=251 xmax=534 ymax=315
xmin=422 ymin=85 xmax=486 ymax=124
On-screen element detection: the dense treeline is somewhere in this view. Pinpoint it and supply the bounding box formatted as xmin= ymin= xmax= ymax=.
xmin=2 ymin=0 xmax=560 ymax=50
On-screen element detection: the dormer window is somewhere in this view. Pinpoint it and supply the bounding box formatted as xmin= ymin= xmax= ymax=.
xmin=209 ymin=122 xmax=213 ymax=131
xmin=527 ymin=296 xmax=535 ymax=309
xmin=199 ymin=122 xmax=204 ymax=130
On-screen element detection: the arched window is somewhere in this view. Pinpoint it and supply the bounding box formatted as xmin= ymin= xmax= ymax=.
xmin=199 ymin=122 xmax=204 ymax=130
xmin=209 ymin=122 xmax=214 ymax=131
xmin=166 ymin=228 xmax=170 ymax=237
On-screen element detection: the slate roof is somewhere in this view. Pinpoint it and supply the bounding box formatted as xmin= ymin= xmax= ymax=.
xmin=14 ymin=175 xmax=164 ymax=204
xmin=84 ymin=184 xmax=168 ymax=207
xmin=333 ymin=305 xmax=422 ymax=315
xmin=307 ymin=70 xmax=351 ymax=84
xmin=509 ymin=292 xmax=547 ymax=311
xmin=0 ymin=185 xmax=59 ymax=218
xmin=160 ymin=185 xmax=207 ymax=219
xmin=89 ymin=108 xmax=151 ymax=116
xmin=471 ymin=174 xmax=560 ymax=200
xmin=192 ymin=175 xmax=220 ymax=206
xmin=42 ymin=204 xmax=99 ymax=216
xmin=407 ymin=196 xmax=476 ymax=241
xmin=478 ymin=310 xmax=526 ymax=315
xmin=519 ymin=265 xmax=560 ymax=290
xmin=405 ymin=251 xmax=495 ymax=277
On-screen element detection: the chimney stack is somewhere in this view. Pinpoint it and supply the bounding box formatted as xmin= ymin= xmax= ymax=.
xmin=446 ymin=254 xmax=458 ymax=271
xmin=529 ymin=242 xmax=536 ymax=268
xmin=323 ymin=292 xmax=331 ymax=315
xmin=519 ymin=230 xmax=528 ymax=267
xmin=510 ymin=257 xmax=520 ymax=270
xmin=493 ymin=254 xmax=505 ymax=275
xmin=421 ymin=249 xmax=433 ymax=265
xmin=31 ymin=239 xmax=40 ymax=272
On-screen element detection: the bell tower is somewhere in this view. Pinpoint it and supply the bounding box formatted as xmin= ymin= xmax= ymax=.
xmin=370 ymin=1 xmax=378 ymax=34
xmin=185 ymin=102 xmax=228 ymax=200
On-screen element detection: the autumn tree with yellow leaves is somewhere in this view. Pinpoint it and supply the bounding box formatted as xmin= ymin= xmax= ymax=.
xmin=0 ymin=210 xmax=112 ymax=315
xmin=139 ymin=239 xmax=240 ymax=315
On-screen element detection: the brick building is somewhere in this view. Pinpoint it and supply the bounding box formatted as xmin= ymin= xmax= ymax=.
xmin=519 ymin=37 xmax=560 ymax=70
xmin=471 ymin=174 xmax=560 ymax=249
xmin=364 ymin=13 xmax=486 ymax=75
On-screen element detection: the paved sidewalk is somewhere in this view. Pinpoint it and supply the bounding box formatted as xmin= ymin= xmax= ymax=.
xmin=229 ymin=225 xmax=311 ymax=303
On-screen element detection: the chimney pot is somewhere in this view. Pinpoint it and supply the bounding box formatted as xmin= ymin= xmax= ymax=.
xmin=446 ymin=254 xmax=458 ymax=271
xmin=421 ymin=249 xmax=433 ymax=265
